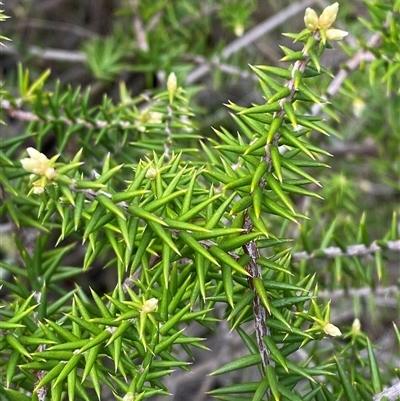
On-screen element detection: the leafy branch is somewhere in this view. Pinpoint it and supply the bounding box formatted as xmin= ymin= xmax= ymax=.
xmin=1 ymin=2 xmax=399 ymax=401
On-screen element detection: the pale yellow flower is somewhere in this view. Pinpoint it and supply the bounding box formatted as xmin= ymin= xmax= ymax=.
xmin=323 ymin=322 xmax=342 ymax=337
xmin=304 ymin=3 xmax=347 ymax=42
xmin=123 ymin=393 xmax=134 ymax=401
xmin=351 ymin=318 xmax=361 ymax=334
xmin=145 ymin=167 xmax=158 ymax=180
xmin=32 ymin=180 xmax=46 ymax=194
xmin=326 ymin=28 xmax=348 ymax=41
xmin=136 ymin=108 xmax=163 ymax=132
xmin=318 ymin=2 xmax=339 ymax=30
xmin=167 ymin=72 xmax=178 ymax=104
xmin=304 ymin=7 xmax=319 ymax=31
xmin=352 ymin=99 xmax=366 ymax=118
xmin=167 ymin=72 xmax=177 ymax=94
xmin=141 ymin=298 xmax=158 ymax=314
xmin=20 ymin=147 xmax=57 ymax=180
xmin=234 ymin=23 xmax=244 ymax=37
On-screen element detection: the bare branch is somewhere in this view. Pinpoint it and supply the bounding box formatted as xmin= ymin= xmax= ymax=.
xmin=131 ymin=0 xmax=149 ymax=52
xmin=185 ymin=0 xmax=317 ymax=84
xmin=373 ymin=381 xmax=400 ymax=401
xmin=311 ymin=32 xmax=380 ymax=116
xmin=292 ymin=240 xmax=400 ymax=261
xmin=318 ymin=285 xmax=398 ymax=300
xmin=1 ymin=98 xmax=128 ymax=128
xmin=0 ymin=44 xmax=87 ymax=63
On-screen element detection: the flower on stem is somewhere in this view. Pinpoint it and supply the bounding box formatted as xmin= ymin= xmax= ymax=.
xmin=318 ymin=2 xmax=339 ymax=30
xmin=167 ymin=72 xmax=177 ymax=104
xmin=20 ymin=147 xmax=58 ymax=179
xmin=31 ymin=176 xmax=46 ymax=195
xmin=123 ymin=393 xmax=134 ymax=401
xmin=326 ymin=28 xmax=348 ymax=41
xmin=304 ymin=8 xmax=319 ymax=31
xmin=141 ymin=298 xmax=158 ymax=314
xmin=351 ymin=318 xmax=361 ymax=334
xmin=136 ymin=108 xmax=163 ymax=132
xmin=234 ymin=22 xmax=244 ymax=37
xmin=304 ymin=2 xmax=348 ymax=41
xmin=21 ymin=147 xmax=59 ymax=194
xmin=323 ymin=322 xmax=342 ymax=337
xmin=145 ymin=167 xmax=158 ymax=180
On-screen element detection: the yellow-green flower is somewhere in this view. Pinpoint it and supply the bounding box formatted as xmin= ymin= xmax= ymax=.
xmin=304 ymin=7 xmax=319 ymax=31
xmin=141 ymin=298 xmax=158 ymax=314
xmin=136 ymin=108 xmax=163 ymax=132
xmin=31 ymin=177 xmax=46 ymax=194
xmin=20 ymin=147 xmax=58 ymax=180
xmin=326 ymin=28 xmax=348 ymax=41
xmin=318 ymin=2 xmax=339 ymax=30
xmin=234 ymin=23 xmax=244 ymax=37
xmin=303 ymin=3 xmax=348 ymax=41
xmin=145 ymin=167 xmax=158 ymax=180
xmin=167 ymin=72 xmax=178 ymax=103
xmin=351 ymin=318 xmax=361 ymax=334
xmin=123 ymin=393 xmax=134 ymax=401
xmin=323 ymin=322 xmax=342 ymax=337
xmin=167 ymin=72 xmax=177 ymax=93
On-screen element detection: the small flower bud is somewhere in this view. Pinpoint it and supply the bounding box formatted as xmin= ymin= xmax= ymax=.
xmin=325 ymin=28 xmax=348 ymax=41
xmin=352 ymin=98 xmax=366 ymax=118
xmin=21 ymin=147 xmax=57 ymax=179
xmin=351 ymin=318 xmax=361 ymax=334
xmin=234 ymin=23 xmax=244 ymax=37
xmin=145 ymin=167 xmax=158 ymax=180
xmin=136 ymin=109 xmax=163 ymax=132
xmin=32 ymin=183 xmax=45 ymax=195
xmin=123 ymin=393 xmax=135 ymax=401
xmin=318 ymin=2 xmax=339 ymax=30
xmin=167 ymin=72 xmax=177 ymax=93
xmin=45 ymin=167 xmax=57 ymax=180
xmin=323 ymin=322 xmax=342 ymax=337
xmin=167 ymin=72 xmax=177 ymax=103
xmin=304 ymin=8 xmax=319 ymax=31
xmin=141 ymin=298 xmax=158 ymax=314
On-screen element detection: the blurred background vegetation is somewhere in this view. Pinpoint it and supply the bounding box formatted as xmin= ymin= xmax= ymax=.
xmin=1 ymin=0 xmax=399 ymax=399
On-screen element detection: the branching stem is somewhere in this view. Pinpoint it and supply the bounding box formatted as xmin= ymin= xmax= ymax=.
xmin=239 ymin=32 xmax=317 ymax=381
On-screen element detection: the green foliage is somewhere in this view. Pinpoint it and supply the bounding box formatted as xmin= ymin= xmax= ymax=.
xmin=0 ymin=2 xmax=10 ymax=46
xmin=1 ymin=1 xmax=399 ymax=401
xmin=82 ymin=36 xmax=133 ymax=82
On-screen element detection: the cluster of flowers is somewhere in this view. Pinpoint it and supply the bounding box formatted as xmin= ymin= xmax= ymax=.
xmin=20 ymin=147 xmax=58 ymax=194
xmin=304 ymin=2 xmax=348 ymax=41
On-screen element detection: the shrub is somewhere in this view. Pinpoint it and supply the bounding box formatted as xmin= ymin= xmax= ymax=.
xmin=1 ymin=1 xmax=399 ymax=400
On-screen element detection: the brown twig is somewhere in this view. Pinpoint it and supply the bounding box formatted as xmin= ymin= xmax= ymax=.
xmin=242 ymin=217 xmax=272 ymax=372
